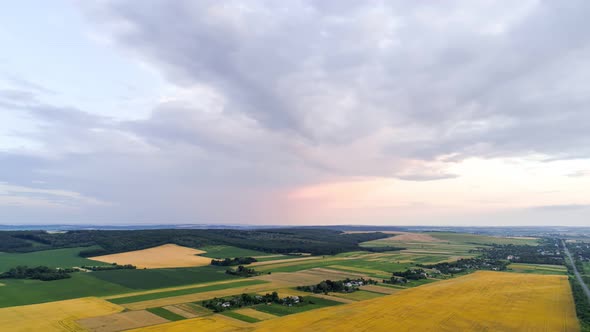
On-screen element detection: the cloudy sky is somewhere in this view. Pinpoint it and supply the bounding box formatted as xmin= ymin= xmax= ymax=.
xmin=1 ymin=0 xmax=590 ymax=226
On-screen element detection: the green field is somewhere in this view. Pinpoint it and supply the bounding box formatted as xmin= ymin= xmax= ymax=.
xmin=220 ymin=311 xmax=261 ymax=323
xmin=360 ymin=241 xmax=478 ymax=255
xmin=91 ymin=265 xmax=236 ymax=289
xmin=0 ymin=272 xmax=132 ymax=307
xmin=331 ymin=290 xmax=384 ymax=301
xmin=199 ymin=245 xmax=269 ymax=259
xmin=360 ymin=232 xmax=538 ymax=254
xmin=147 ymin=307 xmax=186 ymax=321
xmin=109 ymin=279 xmax=268 ymax=304
xmin=507 ymin=263 xmax=567 ymax=275
xmin=0 ymin=246 xmax=109 ymax=272
xmin=424 ymin=232 xmax=539 ymax=246
xmin=254 ymin=255 xmax=303 ymax=262
xmin=253 ymin=296 xmax=342 ymax=316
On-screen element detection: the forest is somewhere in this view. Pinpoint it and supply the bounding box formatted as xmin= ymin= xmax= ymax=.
xmin=0 ymin=229 xmax=389 ymax=256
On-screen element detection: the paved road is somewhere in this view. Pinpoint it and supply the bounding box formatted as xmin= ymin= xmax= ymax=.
xmin=563 ymin=240 xmax=590 ymax=301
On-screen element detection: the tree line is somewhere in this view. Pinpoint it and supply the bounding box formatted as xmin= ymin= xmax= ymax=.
xmin=0 ymin=229 xmax=390 ymax=256
xmin=0 ymin=266 xmax=74 ymax=281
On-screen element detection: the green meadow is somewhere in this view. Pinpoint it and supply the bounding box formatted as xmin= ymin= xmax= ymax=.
xmin=0 ymin=246 xmax=109 ymax=272
xmin=91 ymin=265 xmax=235 ymax=289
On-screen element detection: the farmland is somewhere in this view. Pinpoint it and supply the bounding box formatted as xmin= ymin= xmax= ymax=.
xmin=109 ymin=279 xmax=267 ymax=304
xmin=249 ymin=271 xmax=578 ymax=331
xmin=134 ymin=271 xmax=577 ymax=331
xmin=508 ymin=263 xmax=568 ymax=275
xmin=0 ymin=272 xmax=131 ymax=307
xmin=89 ymin=244 xmax=211 ymax=268
xmin=198 ymin=245 xmax=269 ymax=259
xmin=0 ymin=297 xmax=123 ymax=332
xmin=90 ymin=265 xmax=235 ymax=289
xmin=0 ymin=229 xmax=584 ymax=331
xmin=0 ymin=246 xmax=109 ymax=272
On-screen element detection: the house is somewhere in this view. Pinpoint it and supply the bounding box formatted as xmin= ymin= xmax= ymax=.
xmin=221 ymin=302 xmax=231 ymax=308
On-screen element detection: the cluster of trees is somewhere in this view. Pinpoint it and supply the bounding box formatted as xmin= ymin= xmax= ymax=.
xmin=0 ymin=266 xmax=74 ymax=281
xmin=0 ymin=229 xmax=390 ymax=256
xmin=225 ymin=265 xmax=261 ymax=277
xmin=478 ymin=242 xmax=564 ymax=265
xmin=80 ymin=263 xmax=136 ymax=271
xmin=202 ymin=292 xmax=303 ymax=312
xmin=297 ymin=278 xmax=377 ymax=294
xmin=210 ymin=257 xmax=257 ymax=266
xmin=418 ymin=258 xmax=508 ymax=275
xmin=382 ymin=269 xmax=428 ymax=284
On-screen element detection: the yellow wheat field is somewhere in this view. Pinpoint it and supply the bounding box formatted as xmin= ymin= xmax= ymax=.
xmin=77 ymin=310 xmax=168 ymax=332
xmin=253 ymin=271 xmax=579 ymax=332
xmin=126 ymin=315 xmax=250 ymax=332
xmin=132 ymin=271 xmax=579 ymax=332
xmin=89 ymin=244 xmax=211 ymax=268
xmin=0 ymin=297 xmax=123 ymax=332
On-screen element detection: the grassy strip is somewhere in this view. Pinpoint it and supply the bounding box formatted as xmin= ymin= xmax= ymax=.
xmin=198 ymin=245 xmax=268 ymax=259
xmin=330 ymin=290 xmax=385 ymax=301
xmin=254 ymin=255 xmax=302 ymax=262
xmin=146 ymin=307 xmax=186 ymax=321
xmin=221 ymin=311 xmax=261 ymax=323
xmin=253 ymin=296 xmax=342 ymax=316
xmin=110 ymin=279 xmax=267 ymax=304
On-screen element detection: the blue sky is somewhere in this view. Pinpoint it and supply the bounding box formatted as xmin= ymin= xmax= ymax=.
xmin=1 ymin=1 xmax=590 ymax=226
xmin=0 ymin=0 xmax=164 ymax=121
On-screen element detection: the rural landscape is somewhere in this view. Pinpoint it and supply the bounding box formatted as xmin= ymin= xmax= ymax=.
xmin=3 ymin=0 xmax=590 ymax=331
xmin=0 ymin=226 xmax=588 ymax=331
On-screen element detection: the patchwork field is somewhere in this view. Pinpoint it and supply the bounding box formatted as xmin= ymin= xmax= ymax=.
xmin=0 ymin=231 xmax=580 ymax=331
xmin=0 ymin=297 xmax=123 ymax=332
xmin=139 ymin=271 xmax=578 ymax=331
xmin=90 ymin=244 xmax=211 ymax=268
xmin=253 ymin=271 xmax=578 ymax=331
xmin=108 ymin=279 xmax=267 ymax=305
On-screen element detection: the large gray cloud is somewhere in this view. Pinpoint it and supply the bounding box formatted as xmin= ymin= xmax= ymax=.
xmin=80 ymin=0 xmax=590 ymax=163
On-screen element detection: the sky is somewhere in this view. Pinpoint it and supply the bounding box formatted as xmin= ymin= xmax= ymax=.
xmin=1 ymin=0 xmax=590 ymax=226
